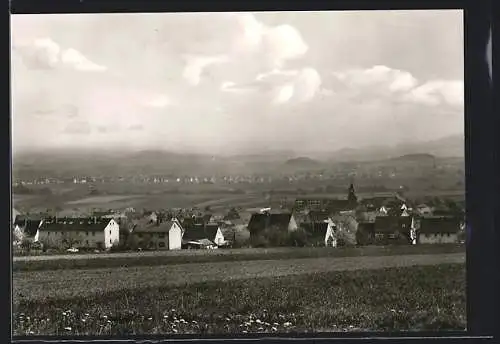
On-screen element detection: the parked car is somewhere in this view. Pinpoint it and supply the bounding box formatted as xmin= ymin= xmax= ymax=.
xmin=67 ymin=247 xmax=79 ymax=253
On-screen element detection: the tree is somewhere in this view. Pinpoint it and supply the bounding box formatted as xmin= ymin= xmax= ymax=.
xmin=225 ymin=208 xmax=240 ymax=221
xmin=13 ymin=226 xmax=25 ymax=246
xmin=20 ymin=238 xmax=32 ymax=253
xmin=61 ymin=232 xmax=84 ymax=249
xmin=288 ymin=229 xmax=308 ymax=247
xmin=333 ymin=216 xmax=358 ymax=247
xmin=126 ymin=234 xmax=141 ymax=250
xmin=355 ymin=227 xmax=371 ymax=246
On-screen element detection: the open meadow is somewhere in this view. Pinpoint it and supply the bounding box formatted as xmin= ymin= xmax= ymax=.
xmin=13 ymin=260 xmax=465 ymax=336
xmin=13 ymin=244 xmax=465 ymax=271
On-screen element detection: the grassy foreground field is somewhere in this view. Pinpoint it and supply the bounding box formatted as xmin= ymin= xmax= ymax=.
xmin=13 ymin=253 xmax=464 ymax=303
xmin=13 ymin=263 xmax=465 ymax=336
xmin=13 ymin=244 xmax=465 ymax=272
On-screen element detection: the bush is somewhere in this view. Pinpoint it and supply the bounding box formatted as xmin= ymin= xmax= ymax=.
xmin=288 ymin=229 xmax=308 ymax=247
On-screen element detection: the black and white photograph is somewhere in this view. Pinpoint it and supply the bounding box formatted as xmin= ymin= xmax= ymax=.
xmin=11 ymin=10 xmax=466 ymax=336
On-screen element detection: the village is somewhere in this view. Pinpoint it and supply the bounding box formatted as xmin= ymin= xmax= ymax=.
xmin=12 ymin=183 xmax=466 ymax=255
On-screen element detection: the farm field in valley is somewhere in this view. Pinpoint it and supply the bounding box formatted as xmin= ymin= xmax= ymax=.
xmin=12 ymin=185 xmax=464 ymax=213
xmin=13 ymin=261 xmax=466 ymax=336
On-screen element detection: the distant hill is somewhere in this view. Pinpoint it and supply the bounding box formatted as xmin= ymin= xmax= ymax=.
xmin=329 ymin=135 xmax=464 ymax=162
xmin=12 ymin=135 xmax=464 ymax=179
xmin=390 ymin=153 xmax=436 ymax=162
xmin=284 ymin=157 xmax=321 ymax=168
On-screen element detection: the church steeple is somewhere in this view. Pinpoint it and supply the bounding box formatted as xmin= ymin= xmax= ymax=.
xmin=347 ymin=183 xmax=358 ymax=206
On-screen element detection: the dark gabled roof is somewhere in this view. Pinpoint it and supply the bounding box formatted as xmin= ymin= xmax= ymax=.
xmin=327 ymin=200 xmax=356 ymax=212
xmin=16 ymin=219 xmax=43 ymax=236
xmin=40 ymin=218 xmax=113 ymax=232
xmin=374 ymin=216 xmax=412 ymax=233
xmin=247 ymin=213 xmax=293 ymax=233
xmin=302 ymin=222 xmax=329 ymax=240
xmin=183 ymin=224 xmax=221 ymax=241
xmin=14 ymin=214 xmax=45 ymax=225
xmin=307 ymin=210 xmax=331 ymax=223
xmin=204 ymin=224 xmax=220 ymax=240
xmin=133 ymin=219 xmax=183 ymax=233
xmin=419 ymin=217 xmax=460 ymax=234
xmin=360 ymin=196 xmax=395 ymax=208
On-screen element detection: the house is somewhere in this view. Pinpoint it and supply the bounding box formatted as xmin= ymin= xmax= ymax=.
xmin=182 ymin=223 xmax=225 ymax=248
xmin=302 ymin=219 xmax=337 ymax=247
xmin=294 ymin=184 xmax=358 ymax=213
xmin=248 ymin=212 xmax=298 ymax=244
xmin=13 ymin=214 xmax=45 ymax=242
xmin=183 ymin=223 xmax=226 ymax=246
xmin=417 ymin=216 xmax=461 ymax=244
xmin=306 ymin=210 xmax=332 ymax=225
xmin=35 ymin=217 xmax=119 ymax=250
xmin=373 ymin=216 xmax=414 ymax=245
xmin=360 ymin=196 xmax=394 ymax=211
xmin=131 ymin=217 xmax=184 ymax=250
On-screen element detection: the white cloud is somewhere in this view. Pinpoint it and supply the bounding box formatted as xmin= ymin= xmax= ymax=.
xmin=16 ymin=37 xmax=107 ymax=72
xmin=331 ymin=65 xmax=463 ymax=108
xmin=292 ymin=67 xmax=322 ymax=102
xmin=233 ymin=13 xmax=308 ymax=68
xmin=405 ymin=80 xmax=464 ymax=107
xmin=220 ymin=81 xmax=254 ymax=94
xmin=182 ymin=54 xmax=229 ymax=86
xmin=61 ymin=48 xmax=107 ymax=72
xmin=334 ymin=65 xmax=418 ymax=93
xmin=273 ymin=83 xmax=295 ymax=104
xmin=221 ymin=67 xmax=322 ymax=105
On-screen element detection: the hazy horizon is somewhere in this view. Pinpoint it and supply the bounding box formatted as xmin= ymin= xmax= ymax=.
xmin=11 ymin=10 xmax=464 ymax=155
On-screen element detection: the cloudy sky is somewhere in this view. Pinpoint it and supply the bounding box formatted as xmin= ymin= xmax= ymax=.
xmin=11 ymin=10 xmax=464 ymax=155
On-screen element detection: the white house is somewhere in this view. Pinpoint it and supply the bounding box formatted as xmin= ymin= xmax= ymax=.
xmin=169 ymin=219 xmax=183 ymax=250
xmin=35 ymin=217 xmax=120 ymax=250
xmin=131 ymin=217 xmax=184 ymax=250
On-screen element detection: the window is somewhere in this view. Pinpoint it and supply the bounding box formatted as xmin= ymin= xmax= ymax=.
xmin=138 ymin=234 xmax=143 ymax=238
xmin=92 ymin=232 xmax=96 ymax=236
xmin=86 ymin=240 xmax=89 ymax=245
xmin=86 ymin=232 xmax=88 ymax=236
xmin=110 ymin=239 xmax=112 ymax=245
xmin=109 ymin=230 xmax=111 ymax=235
xmin=47 ymin=232 xmax=50 ymax=236
xmin=61 ymin=232 xmax=64 ymax=235
xmin=159 ymin=242 xmax=166 ymax=248
xmin=159 ymin=233 xmax=165 ymax=238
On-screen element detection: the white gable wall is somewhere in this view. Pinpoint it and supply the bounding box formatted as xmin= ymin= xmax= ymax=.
xmin=104 ymin=219 xmax=120 ymax=249
xmin=169 ymin=222 xmax=183 ymax=250
xmin=324 ymin=223 xmax=337 ymax=247
xmin=288 ymin=215 xmax=298 ymax=232
xmin=214 ymin=228 xmax=225 ymax=246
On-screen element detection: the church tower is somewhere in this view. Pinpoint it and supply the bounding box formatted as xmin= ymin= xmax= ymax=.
xmin=347 ymin=182 xmax=358 ymax=206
